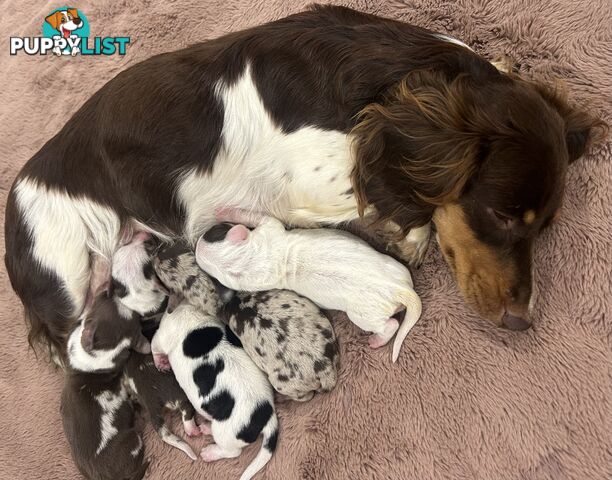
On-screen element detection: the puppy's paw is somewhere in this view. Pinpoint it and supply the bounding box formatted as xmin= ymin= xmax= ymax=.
xmin=199 ymin=423 xmax=212 ymax=435
xmin=153 ymin=353 xmax=171 ymax=372
xmin=183 ymin=418 xmax=202 ymax=437
xmin=390 ymin=223 xmax=431 ymax=268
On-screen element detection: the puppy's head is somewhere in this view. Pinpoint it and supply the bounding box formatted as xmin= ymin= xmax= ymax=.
xmin=194 ymin=222 xmax=252 ymax=281
xmin=353 ymin=64 xmax=606 ymax=329
xmin=45 ymin=9 xmax=83 ymax=36
xmin=67 ymin=295 xmax=150 ymax=373
xmin=112 ymin=232 xmax=168 ymax=317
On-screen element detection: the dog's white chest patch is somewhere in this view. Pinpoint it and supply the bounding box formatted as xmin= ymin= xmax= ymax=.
xmin=178 ymin=64 xmax=360 ymax=240
xmin=95 ymin=386 xmax=128 ymax=455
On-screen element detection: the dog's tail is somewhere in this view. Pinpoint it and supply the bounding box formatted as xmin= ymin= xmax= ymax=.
xmin=240 ymin=411 xmax=279 ymax=480
xmin=392 ymin=289 xmax=422 ymax=363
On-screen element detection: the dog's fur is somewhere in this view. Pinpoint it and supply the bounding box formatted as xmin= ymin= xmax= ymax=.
xmin=124 ymin=353 xmax=200 ymax=460
xmin=5 ymin=5 xmax=606 ymax=361
xmin=61 ymin=297 xmax=149 ymax=479
xmin=151 ymin=303 xmax=279 ymax=480
xmin=195 ymin=210 xmax=421 ymax=362
xmin=153 ymin=238 xmax=340 ymax=401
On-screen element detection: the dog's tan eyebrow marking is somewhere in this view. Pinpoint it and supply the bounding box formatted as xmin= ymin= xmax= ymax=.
xmin=523 ymin=210 xmax=536 ymax=224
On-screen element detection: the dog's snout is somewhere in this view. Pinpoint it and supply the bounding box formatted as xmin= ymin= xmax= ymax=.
xmin=501 ymin=312 xmax=531 ymax=331
xmin=73 ymin=17 xmax=82 ymax=26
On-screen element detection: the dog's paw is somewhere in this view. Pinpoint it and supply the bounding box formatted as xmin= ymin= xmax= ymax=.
xmin=153 ymin=353 xmax=171 ymax=372
xmin=183 ymin=418 xmax=202 ymax=437
xmin=389 ymin=223 xmax=431 ymax=268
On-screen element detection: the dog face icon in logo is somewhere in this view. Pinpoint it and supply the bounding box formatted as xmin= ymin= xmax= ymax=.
xmin=44 ymin=8 xmax=85 ymax=56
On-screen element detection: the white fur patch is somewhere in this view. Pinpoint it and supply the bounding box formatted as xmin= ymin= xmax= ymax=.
xmin=130 ymin=435 xmax=143 ymax=458
xmin=178 ymin=63 xmax=360 ymax=242
xmin=14 ymin=177 xmax=121 ymax=313
xmin=67 ymin=321 xmax=131 ymax=372
xmin=95 ymin=386 xmax=128 ymax=455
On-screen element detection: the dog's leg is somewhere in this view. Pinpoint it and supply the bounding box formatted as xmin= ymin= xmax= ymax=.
xmin=200 ymin=444 xmax=242 ymax=462
xmin=385 ymin=222 xmax=431 ymax=267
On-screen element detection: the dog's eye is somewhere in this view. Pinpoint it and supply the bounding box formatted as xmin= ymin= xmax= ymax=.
xmin=492 ymin=210 xmax=513 ymax=222
xmin=490 ymin=209 xmax=517 ymax=229
xmin=60 ymin=18 xmax=66 ymax=23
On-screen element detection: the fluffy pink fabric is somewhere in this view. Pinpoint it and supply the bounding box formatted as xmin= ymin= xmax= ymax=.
xmin=0 ymin=1 xmax=609 ymax=479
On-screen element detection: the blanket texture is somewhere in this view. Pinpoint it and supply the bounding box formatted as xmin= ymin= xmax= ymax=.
xmin=0 ymin=1 xmax=610 ymax=479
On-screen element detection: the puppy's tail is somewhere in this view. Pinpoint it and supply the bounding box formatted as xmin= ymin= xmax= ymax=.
xmin=392 ymin=289 xmax=422 ymax=363
xmin=240 ymin=411 xmax=279 ymax=480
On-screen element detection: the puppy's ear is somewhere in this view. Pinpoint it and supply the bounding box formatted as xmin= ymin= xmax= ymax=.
xmin=81 ymin=321 xmax=96 ymax=352
xmin=226 ymin=225 xmax=250 ymax=244
xmin=533 ymin=82 xmax=608 ymax=163
xmin=67 ymin=8 xmax=79 ymax=19
xmin=153 ymin=278 xmax=170 ymax=295
xmin=167 ymin=293 xmax=184 ymax=314
xmin=133 ymin=333 xmax=151 ymax=354
xmin=45 ymin=11 xmax=63 ymax=30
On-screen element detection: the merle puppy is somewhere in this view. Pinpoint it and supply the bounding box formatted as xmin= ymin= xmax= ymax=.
xmin=151 ymin=302 xmax=278 ymax=480
xmin=62 ymin=296 xmax=150 ymax=480
xmin=154 ymin=235 xmax=340 ymax=401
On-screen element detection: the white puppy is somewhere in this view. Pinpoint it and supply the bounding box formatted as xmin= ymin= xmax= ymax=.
xmin=195 ymin=209 xmax=422 ymax=362
xmin=111 ymin=231 xmax=168 ymax=317
xmin=151 ymin=302 xmax=278 ymax=480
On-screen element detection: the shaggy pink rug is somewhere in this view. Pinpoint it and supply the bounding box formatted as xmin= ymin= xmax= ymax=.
xmin=0 ymin=1 xmax=610 ymax=479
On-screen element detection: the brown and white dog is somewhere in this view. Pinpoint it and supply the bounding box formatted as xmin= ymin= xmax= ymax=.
xmin=4 ymin=5 xmax=605 ymax=362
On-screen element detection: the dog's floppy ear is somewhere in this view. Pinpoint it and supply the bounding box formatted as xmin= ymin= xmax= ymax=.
xmin=67 ymin=8 xmax=79 ymax=19
xmin=352 ymin=70 xmax=481 ymax=232
xmin=533 ymin=82 xmax=608 ymax=163
xmin=81 ymin=320 xmax=96 ymax=352
xmin=45 ymin=11 xmax=63 ymax=30
xmin=132 ymin=333 xmax=151 ymax=354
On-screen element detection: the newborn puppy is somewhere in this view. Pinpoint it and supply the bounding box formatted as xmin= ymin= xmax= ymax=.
xmin=124 ymin=352 xmax=200 ymax=460
xmin=155 ymin=242 xmax=339 ymax=401
xmin=196 ymin=210 xmax=422 ymax=362
xmin=62 ymin=295 xmax=149 ymax=480
xmin=66 ymin=294 xmax=151 ymax=373
xmin=153 ymin=240 xmax=225 ymax=315
xmin=151 ymin=302 xmax=279 ymax=480
xmin=112 ymin=231 xmax=168 ymax=317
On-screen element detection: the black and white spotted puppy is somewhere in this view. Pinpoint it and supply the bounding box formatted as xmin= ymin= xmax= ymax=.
xmin=62 ymin=295 xmax=150 ymax=480
xmin=223 ymin=290 xmax=340 ymax=401
xmin=154 ymin=239 xmax=339 ymax=401
xmin=112 ymin=231 xmax=168 ymax=317
xmin=151 ymin=302 xmax=279 ymax=480
xmin=124 ymin=352 xmax=201 ymax=461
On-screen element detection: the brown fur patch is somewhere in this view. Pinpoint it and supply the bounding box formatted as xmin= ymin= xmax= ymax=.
xmin=523 ymin=209 xmax=536 ymax=224
xmin=433 ymin=203 xmax=519 ymax=324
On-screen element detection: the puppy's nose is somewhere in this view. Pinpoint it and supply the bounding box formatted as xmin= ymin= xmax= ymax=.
xmin=74 ymin=18 xmax=82 ymax=25
xmin=502 ymin=312 xmax=531 ymax=331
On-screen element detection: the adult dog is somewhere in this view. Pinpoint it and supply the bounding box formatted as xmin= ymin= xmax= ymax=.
xmin=4 ymin=5 xmax=604 ymax=361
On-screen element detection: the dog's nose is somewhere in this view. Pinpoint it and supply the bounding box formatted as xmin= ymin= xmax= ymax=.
xmin=501 ymin=312 xmax=531 ymax=331
xmin=74 ymin=18 xmax=82 ymax=25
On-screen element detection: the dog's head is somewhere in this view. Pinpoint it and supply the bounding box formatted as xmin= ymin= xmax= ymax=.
xmin=67 ymin=295 xmax=151 ymax=373
xmin=352 ymin=63 xmax=606 ymax=329
xmin=45 ymin=9 xmax=83 ymax=37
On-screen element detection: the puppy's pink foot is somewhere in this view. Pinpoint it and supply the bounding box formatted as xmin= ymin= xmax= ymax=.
xmin=199 ymin=422 xmax=212 ymax=435
xmin=200 ymin=444 xmax=223 ymax=462
xmin=153 ymin=353 xmax=171 ymax=372
xmin=368 ymin=319 xmax=400 ymax=349
xmin=183 ymin=418 xmax=201 ymax=437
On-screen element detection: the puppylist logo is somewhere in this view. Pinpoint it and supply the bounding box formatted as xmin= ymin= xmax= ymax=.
xmin=10 ymin=7 xmax=130 ymax=56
